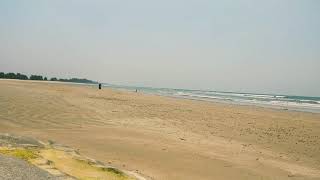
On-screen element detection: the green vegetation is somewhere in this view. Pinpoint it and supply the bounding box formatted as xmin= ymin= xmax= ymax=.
xmin=0 ymin=72 xmax=28 ymax=80
xmin=16 ymin=73 xmax=29 ymax=80
xmin=0 ymin=72 xmax=98 ymax=84
xmin=0 ymin=148 xmax=38 ymax=161
xmin=58 ymin=78 xmax=98 ymax=84
xmin=30 ymin=75 xmax=44 ymax=80
xmin=0 ymin=145 xmax=134 ymax=180
xmin=41 ymin=149 xmax=134 ymax=180
xmin=50 ymin=77 xmax=58 ymax=81
xmin=101 ymin=167 xmax=125 ymax=176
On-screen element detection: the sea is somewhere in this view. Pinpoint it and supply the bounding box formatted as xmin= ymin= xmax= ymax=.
xmin=103 ymin=84 xmax=320 ymax=113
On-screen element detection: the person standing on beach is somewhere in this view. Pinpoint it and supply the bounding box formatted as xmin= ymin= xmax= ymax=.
xmin=99 ymin=83 xmax=102 ymax=89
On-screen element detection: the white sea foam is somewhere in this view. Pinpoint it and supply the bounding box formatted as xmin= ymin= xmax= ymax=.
xmin=107 ymin=85 xmax=320 ymax=113
xmin=172 ymin=91 xmax=320 ymax=112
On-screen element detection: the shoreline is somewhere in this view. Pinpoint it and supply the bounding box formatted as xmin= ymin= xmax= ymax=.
xmin=0 ymin=79 xmax=319 ymax=180
xmin=106 ymin=85 xmax=320 ymax=114
xmin=169 ymin=95 xmax=320 ymax=114
xmin=2 ymin=79 xmax=318 ymax=114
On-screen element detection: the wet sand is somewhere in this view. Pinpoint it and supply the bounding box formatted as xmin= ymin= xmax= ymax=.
xmin=0 ymin=79 xmax=319 ymax=180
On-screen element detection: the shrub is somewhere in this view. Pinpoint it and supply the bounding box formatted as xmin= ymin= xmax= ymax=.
xmin=30 ymin=75 xmax=43 ymax=80
xmin=4 ymin=72 xmax=16 ymax=79
xmin=16 ymin=73 xmax=28 ymax=80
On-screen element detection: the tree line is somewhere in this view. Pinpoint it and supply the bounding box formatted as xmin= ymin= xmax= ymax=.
xmin=0 ymin=72 xmax=98 ymax=84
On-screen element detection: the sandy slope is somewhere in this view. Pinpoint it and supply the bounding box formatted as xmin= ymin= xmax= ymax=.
xmin=0 ymin=79 xmax=319 ymax=180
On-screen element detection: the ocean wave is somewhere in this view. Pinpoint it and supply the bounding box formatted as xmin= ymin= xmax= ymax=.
xmin=298 ymin=100 xmax=320 ymax=104
xmin=108 ymin=85 xmax=320 ymax=113
xmin=173 ymin=91 xmax=320 ymax=106
xmin=206 ymin=92 xmax=280 ymax=100
xmin=175 ymin=92 xmax=233 ymax=101
xmin=268 ymin=100 xmax=320 ymax=108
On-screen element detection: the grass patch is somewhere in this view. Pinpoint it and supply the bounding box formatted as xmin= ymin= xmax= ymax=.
xmin=0 ymin=148 xmax=38 ymax=161
xmin=40 ymin=149 xmax=135 ymax=180
xmin=101 ymin=167 xmax=125 ymax=176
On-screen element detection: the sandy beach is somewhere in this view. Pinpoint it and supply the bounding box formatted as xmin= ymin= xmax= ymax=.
xmin=0 ymin=79 xmax=319 ymax=180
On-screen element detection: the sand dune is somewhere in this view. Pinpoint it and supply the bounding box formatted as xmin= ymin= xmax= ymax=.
xmin=0 ymin=79 xmax=320 ymax=180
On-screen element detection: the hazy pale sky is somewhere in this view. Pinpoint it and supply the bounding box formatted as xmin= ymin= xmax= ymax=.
xmin=0 ymin=0 xmax=319 ymax=96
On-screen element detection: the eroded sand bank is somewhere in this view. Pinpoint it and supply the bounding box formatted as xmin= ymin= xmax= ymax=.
xmin=0 ymin=79 xmax=319 ymax=180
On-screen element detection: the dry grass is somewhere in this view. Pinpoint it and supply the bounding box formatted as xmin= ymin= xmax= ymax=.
xmin=0 ymin=147 xmax=38 ymax=161
xmin=40 ymin=149 xmax=135 ymax=180
xmin=0 ymin=146 xmax=135 ymax=180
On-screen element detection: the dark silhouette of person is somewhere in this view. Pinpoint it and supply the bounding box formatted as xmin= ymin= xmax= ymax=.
xmin=99 ymin=83 xmax=102 ymax=89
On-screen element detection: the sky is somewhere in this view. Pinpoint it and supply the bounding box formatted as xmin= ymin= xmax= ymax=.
xmin=0 ymin=0 xmax=319 ymax=96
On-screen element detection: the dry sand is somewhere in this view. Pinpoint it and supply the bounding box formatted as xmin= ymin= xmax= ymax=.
xmin=0 ymin=79 xmax=319 ymax=180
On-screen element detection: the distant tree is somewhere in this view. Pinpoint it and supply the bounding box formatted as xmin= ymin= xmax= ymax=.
xmin=4 ymin=72 xmax=16 ymax=79
xmin=56 ymin=78 xmax=96 ymax=84
xmin=16 ymin=73 xmax=28 ymax=80
xmin=0 ymin=72 xmax=97 ymax=84
xmin=0 ymin=72 xmax=28 ymax=80
xmin=50 ymin=77 xmax=58 ymax=81
xmin=29 ymin=75 xmax=43 ymax=80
